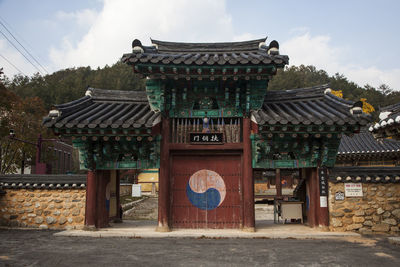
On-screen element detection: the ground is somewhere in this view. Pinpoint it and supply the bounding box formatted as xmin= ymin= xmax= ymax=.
xmin=119 ymin=195 xmax=144 ymax=205
xmin=1 ymin=198 xmax=399 ymax=266
xmin=0 ymin=229 xmax=399 ymax=266
xmin=122 ymin=197 xmax=274 ymax=221
xmin=123 ymin=196 xmax=158 ymax=220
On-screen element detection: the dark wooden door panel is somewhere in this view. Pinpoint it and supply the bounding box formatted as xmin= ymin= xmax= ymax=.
xmin=171 ymin=154 xmax=242 ymax=229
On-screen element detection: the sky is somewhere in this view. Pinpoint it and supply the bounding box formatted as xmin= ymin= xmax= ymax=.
xmin=0 ymin=0 xmax=399 ymax=90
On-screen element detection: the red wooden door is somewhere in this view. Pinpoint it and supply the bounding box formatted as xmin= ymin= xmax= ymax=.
xmin=171 ymin=154 xmax=242 ymax=229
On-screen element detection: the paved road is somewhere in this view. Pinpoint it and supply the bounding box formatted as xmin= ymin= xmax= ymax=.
xmin=0 ymin=229 xmax=399 ymax=267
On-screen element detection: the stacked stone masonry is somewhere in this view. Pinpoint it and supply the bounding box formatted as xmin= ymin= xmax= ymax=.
xmin=0 ymin=188 xmax=86 ymax=229
xmin=329 ymin=182 xmax=400 ymax=235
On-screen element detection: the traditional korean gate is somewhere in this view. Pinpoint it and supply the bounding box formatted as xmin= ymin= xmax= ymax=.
xmin=171 ymin=154 xmax=242 ymax=229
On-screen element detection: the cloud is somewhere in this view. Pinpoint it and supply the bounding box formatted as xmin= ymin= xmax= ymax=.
xmin=49 ymin=0 xmax=236 ymax=70
xmin=281 ymin=32 xmax=400 ymax=89
xmin=233 ymin=33 xmax=258 ymax=42
xmin=5 ymin=0 xmax=399 ymax=91
xmin=281 ymin=33 xmax=342 ymax=71
xmin=346 ymin=67 xmax=400 ymax=89
xmin=55 ymin=9 xmax=98 ymax=28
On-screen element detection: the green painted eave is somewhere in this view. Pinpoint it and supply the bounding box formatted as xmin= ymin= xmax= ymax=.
xmin=134 ymin=64 xmax=284 ymax=80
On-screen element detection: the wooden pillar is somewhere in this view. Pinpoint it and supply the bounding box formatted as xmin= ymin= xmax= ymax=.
xmin=242 ymin=117 xmax=255 ymax=232
xmin=275 ymin=168 xmax=282 ymax=198
xmin=115 ymin=170 xmax=122 ymax=222
xmin=96 ymin=170 xmax=110 ymax=228
xmin=85 ymin=169 xmax=97 ymax=230
xmin=307 ymin=168 xmax=319 ymax=227
xmin=298 ymin=169 xmax=306 ymax=219
xmin=156 ymin=117 xmax=171 ymax=232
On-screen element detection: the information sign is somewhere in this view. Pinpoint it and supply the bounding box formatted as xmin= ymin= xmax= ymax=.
xmin=320 ymin=196 xmax=328 ymax=207
xmin=344 ymin=183 xmax=363 ymax=197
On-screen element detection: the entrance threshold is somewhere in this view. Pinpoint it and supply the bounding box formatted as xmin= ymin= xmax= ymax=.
xmin=54 ymin=220 xmax=359 ymax=239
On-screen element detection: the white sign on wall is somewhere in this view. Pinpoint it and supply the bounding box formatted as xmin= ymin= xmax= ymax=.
xmin=132 ymin=184 xmax=142 ymax=197
xmin=344 ymin=183 xmax=363 ymax=197
xmin=320 ymin=196 xmax=328 ymax=207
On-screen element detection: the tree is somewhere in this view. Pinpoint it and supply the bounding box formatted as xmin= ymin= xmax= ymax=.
xmin=268 ymin=65 xmax=330 ymax=91
xmin=4 ymin=62 xmax=399 ymax=124
xmin=378 ymin=84 xmax=392 ymax=96
xmin=5 ymin=61 xmax=145 ymax=109
xmin=330 ymin=90 xmax=343 ymax=98
xmin=267 ymin=65 xmax=400 ymax=121
xmin=360 ymin=98 xmax=375 ymax=114
xmin=0 ymin=81 xmax=49 ymax=174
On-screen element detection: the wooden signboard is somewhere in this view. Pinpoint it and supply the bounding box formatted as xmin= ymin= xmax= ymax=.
xmin=190 ymin=133 xmax=224 ymax=144
xmin=318 ymin=168 xmax=328 ymax=207
xmin=318 ymin=167 xmax=328 ymax=196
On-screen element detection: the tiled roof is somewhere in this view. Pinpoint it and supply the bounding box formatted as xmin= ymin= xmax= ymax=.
xmin=370 ymin=102 xmax=400 ymax=138
xmin=330 ymin=167 xmax=400 ymax=183
xmin=122 ymin=38 xmax=289 ymax=66
xmin=0 ymin=175 xmax=86 ymax=189
xmin=252 ymin=85 xmax=371 ymax=126
xmin=43 ymin=88 xmax=161 ymax=129
xmin=338 ymin=131 xmax=400 ymax=156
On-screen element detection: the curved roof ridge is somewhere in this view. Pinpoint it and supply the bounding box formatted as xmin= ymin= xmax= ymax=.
xmin=53 ymin=88 xmax=148 ymax=110
xmin=123 ymin=37 xmax=289 ymax=67
xmin=324 ymin=91 xmax=354 ymax=106
xmin=43 ymin=88 xmax=157 ymax=130
xmin=254 ymin=84 xmax=370 ymax=126
xmin=150 ymin=38 xmax=267 ymax=53
xmin=86 ymin=87 xmax=148 ymax=102
xmin=54 ymin=95 xmax=91 ymax=109
xmin=264 ymin=84 xmax=330 ymax=102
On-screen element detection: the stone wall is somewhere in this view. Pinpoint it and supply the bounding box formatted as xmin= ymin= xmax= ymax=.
xmin=329 ymin=182 xmax=400 ymax=235
xmin=0 ymin=188 xmax=86 ymax=229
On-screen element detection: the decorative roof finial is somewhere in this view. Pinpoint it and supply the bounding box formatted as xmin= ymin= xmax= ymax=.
xmin=267 ymin=40 xmax=279 ymax=55
xmin=132 ymin=39 xmax=144 ymax=53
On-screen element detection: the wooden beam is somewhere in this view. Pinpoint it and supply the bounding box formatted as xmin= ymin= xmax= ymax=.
xmin=84 ymin=169 xmax=97 ymax=229
xmin=95 ymin=170 xmax=110 ymax=228
xmin=276 ymin=168 xmax=282 ymax=198
xmin=156 ymin=117 xmax=170 ymax=232
xmin=307 ymin=168 xmax=319 ymax=227
xmin=115 ymin=170 xmax=122 ymax=222
xmin=242 ymin=118 xmax=255 ymax=232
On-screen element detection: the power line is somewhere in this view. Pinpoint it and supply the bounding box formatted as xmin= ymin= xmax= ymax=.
xmin=0 ymin=53 xmax=27 ymax=76
xmin=0 ymin=16 xmax=49 ymax=74
xmin=0 ymin=18 xmax=49 ymax=74
xmin=0 ymin=28 xmax=44 ymax=75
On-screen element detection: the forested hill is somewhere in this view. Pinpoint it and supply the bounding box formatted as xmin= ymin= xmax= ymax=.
xmin=3 ymin=61 xmax=145 ymax=109
xmin=268 ymin=65 xmax=400 ymax=113
xmin=3 ymin=62 xmax=400 ymax=117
